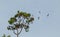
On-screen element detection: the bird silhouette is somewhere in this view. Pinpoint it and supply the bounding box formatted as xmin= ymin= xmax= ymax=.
xmin=38 ymin=17 xmax=40 ymax=20
xmin=47 ymin=13 xmax=49 ymax=16
xmin=39 ymin=11 xmax=41 ymax=14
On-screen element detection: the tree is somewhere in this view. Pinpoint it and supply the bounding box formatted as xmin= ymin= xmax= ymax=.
xmin=7 ymin=11 xmax=34 ymax=37
xmin=2 ymin=34 xmax=11 ymax=37
xmin=2 ymin=34 xmax=6 ymax=37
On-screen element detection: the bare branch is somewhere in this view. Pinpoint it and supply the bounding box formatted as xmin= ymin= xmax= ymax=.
xmin=13 ymin=30 xmax=17 ymax=35
xmin=18 ymin=28 xmax=23 ymax=35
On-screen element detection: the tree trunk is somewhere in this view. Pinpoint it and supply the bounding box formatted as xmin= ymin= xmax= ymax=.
xmin=17 ymin=29 xmax=18 ymax=37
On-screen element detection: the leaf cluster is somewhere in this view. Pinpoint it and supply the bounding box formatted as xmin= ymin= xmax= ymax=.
xmin=2 ymin=34 xmax=11 ymax=37
xmin=7 ymin=11 xmax=34 ymax=32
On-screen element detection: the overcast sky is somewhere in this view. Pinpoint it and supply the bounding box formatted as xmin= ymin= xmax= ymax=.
xmin=0 ymin=0 xmax=60 ymax=37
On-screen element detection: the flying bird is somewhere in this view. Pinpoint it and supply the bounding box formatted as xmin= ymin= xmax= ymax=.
xmin=39 ymin=11 xmax=41 ymax=14
xmin=38 ymin=17 xmax=40 ymax=20
xmin=47 ymin=13 xmax=49 ymax=16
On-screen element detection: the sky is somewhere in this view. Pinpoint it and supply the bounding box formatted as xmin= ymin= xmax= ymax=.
xmin=0 ymin=0 xmax=60 ymax=37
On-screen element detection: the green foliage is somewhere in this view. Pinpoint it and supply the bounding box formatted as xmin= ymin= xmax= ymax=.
xmin=24 ymin=25 xmax=29 ymax=32
xmin=25 ymin=28 xmax=29 ymax=32
xmin=14 ymin=11 xmax=31 ymax=18
xmin=7 ymin=10 xmax=34 ymax=34
xmin=2 ymin=34 xmax=11 ymax=37
xmin=7 ymin=25 xmax=16 ymax=30
xmin=2 ymin=34 xmax=6 ymax=37
xmin=7 ymin=35 xmax=11 ymax=37
xmin=8 ymin=17 xmax=17 ymax=24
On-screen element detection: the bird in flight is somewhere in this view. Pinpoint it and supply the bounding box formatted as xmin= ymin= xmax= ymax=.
xmin=38 ymin=17 xmax=40 ymax=20
xmin=47 ymin=13 xmax=49 ymax=17
xmin=37 ymin=11 xmax=41 ymax=20
xmin=39 ymin=11 xmax=41 ymax=14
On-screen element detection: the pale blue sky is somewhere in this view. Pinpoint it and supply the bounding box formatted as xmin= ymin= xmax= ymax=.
xmin=0 ymin=0 xmax=60 ymax=37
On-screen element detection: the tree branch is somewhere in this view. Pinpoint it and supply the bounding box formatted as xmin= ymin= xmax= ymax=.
xmin=13 ymin=30 xmax=17 ymax=35
xmin=18 ymin=28 xmax=23 ymax=35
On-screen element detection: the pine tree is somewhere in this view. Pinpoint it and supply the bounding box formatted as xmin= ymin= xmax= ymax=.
xmin=7 ymin=10 xmax=34 ymax=37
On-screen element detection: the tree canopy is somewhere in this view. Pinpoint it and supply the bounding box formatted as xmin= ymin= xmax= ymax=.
xmin=7 ymin=10 xmax=34 ymax=37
